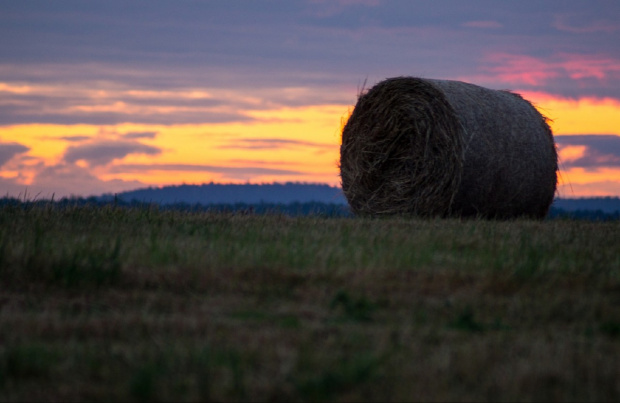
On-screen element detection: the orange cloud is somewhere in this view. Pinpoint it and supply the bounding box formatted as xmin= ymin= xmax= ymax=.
xmin=557 ymin=168 xmax=620 ymax=197
xmin=0 ymin=103 xmax=348 ymax=197
xmin=2 ymin=79 xmax=619 ymax=198
xmin=522 ymin=94 xmax=620 ymax=197
xmin=521 ymin=92 xmax=620 ymax=135
xmin=557 ymin=145 xmax=586 ymax=163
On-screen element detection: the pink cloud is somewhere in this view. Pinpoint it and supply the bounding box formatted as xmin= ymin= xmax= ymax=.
xmin=1 ymin=163 xmax=145 ymax=199
xmin=557 ymin=180 xmax=620 ymax=198
xmin=483 ymin=53 xmax=620 ymax=86
xmin=560 ymin=55 xmax=620 ymax=80
xmin=483 ymin=54 xmax=558 ymax=85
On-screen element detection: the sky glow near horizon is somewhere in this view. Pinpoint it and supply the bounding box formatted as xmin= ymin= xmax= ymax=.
xmin=1 ymin=1 xmax=620 ymax=198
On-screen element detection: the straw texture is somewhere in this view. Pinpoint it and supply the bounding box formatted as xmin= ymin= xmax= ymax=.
xmin=340 ymin=77 xmax=558 ymax=219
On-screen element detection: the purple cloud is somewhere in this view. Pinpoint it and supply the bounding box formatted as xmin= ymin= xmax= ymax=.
xmin=109 ymin=163 xmax=302 ymax=176
xmin=57 ymin=136 xmax=92 ymax=142
xmin=555 ymin=134 xmax=620 ymax=169
xmin=121 ymin=131 xmax=158 ymax=139
xmin=0 ymin=162 xmax=146 ymax=199
xmin=0 ymin=142 xmax=30 ymax=166
xmin=64 ymin=140 xmax=162 ymax=166
xmin=2 ymin=0 xmax=619 ymax=119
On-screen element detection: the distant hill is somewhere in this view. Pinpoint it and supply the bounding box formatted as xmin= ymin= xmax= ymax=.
xmin=100 ymin=183 xmax=620 ymax=218
xmin=551 ymin=197 xmax=620 ymax=214
xmin=104 ymin=182 xmax=348 ymax=205
xmin=1 ymin=183 xmax=617 ymax=219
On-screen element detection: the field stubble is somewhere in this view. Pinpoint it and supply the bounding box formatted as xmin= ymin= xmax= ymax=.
xmin=0 ymin=204 xmax=619 ymax=401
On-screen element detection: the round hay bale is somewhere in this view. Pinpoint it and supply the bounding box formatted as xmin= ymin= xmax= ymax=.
xmin=340 ymin=77 xmax=558 ymax=219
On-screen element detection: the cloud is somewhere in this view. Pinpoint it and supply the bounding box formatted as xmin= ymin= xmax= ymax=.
xmin=556 ymin=180 xmax=620 ymax=198
xmin=0 ymin=95 xmax=257 ymax=126
xmin=122 ymin=131 xmax=158 ymax=139
xmin=484 ymin=53 xmax=620 ymax=86
xmin=461 ymin=20 xmax=503 ymax=29
xmin=228 ymin=158 xmax=310 ymax=166
xmin=471 ymin=52 xmax=620 ymax=98
xmin=0 ymin=163 xmax=145 ymax=199
xmin=3 ymin=1 xmax=618 ymax=119
xmin=1 ymin=80 xmax=345 ymax=124
xmin=218 ymin=138 xmax=335 ymax=150
xmin=63 ymin=140 xmax=162 ymax=166
xmin=0 ymin=142 xmax=30 ymax=166
xmin=1 ymin=0 xmax=620 ymax=197
xmin=108 ymin=162 xmax=304 ymax=182
xmin=0 ymin=176 xmax=29 ymax=199
xmin=109 ymin=163 xmax=302 ymax=176
xmin=44 ymin=131 xmax=157 ymax=143
xmin=57 ymin=136 xmax=92 ymax=142
xmin=553 ymin=14 xmax=619 ymax=34
xmin=555 ymin=134 xmax=620 ymax=169
xmin=0 ymin=76 xmax=264 ymax=125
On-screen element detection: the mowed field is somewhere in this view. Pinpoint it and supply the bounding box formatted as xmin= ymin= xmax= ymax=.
xmin=1 ymin=204 xmax=619 ymax=401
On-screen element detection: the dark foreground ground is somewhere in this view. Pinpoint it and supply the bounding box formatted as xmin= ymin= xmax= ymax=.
xmin=1 ymin=204 xmax=619 ymax=401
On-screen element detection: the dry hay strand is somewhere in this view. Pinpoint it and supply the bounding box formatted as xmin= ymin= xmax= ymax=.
xmin=340 ymin=77 xmax=558 ymax=219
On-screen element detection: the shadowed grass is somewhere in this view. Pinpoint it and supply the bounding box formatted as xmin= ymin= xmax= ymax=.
xmin=0 ymin=203 xmax=619 ymax=401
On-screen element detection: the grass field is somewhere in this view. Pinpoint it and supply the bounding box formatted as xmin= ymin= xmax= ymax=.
xmin=1 ymin=203 xmax=619 ymax=401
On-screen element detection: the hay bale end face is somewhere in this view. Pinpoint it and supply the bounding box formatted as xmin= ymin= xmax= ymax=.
xmin=340 ymin=77 xmax=558 ymax=219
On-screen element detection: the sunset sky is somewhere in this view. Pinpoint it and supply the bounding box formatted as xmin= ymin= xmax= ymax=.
xmin=1 ymin=0 xmax=620 ymax=199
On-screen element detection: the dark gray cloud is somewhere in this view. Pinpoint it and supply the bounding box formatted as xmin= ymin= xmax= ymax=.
xmin=0 ymin=142 xmax=30 ymax=166
xmin=64 ymin=140 xmax=162 ymax=166
xmin=555 ymin=134 xmax=620 ymax=169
